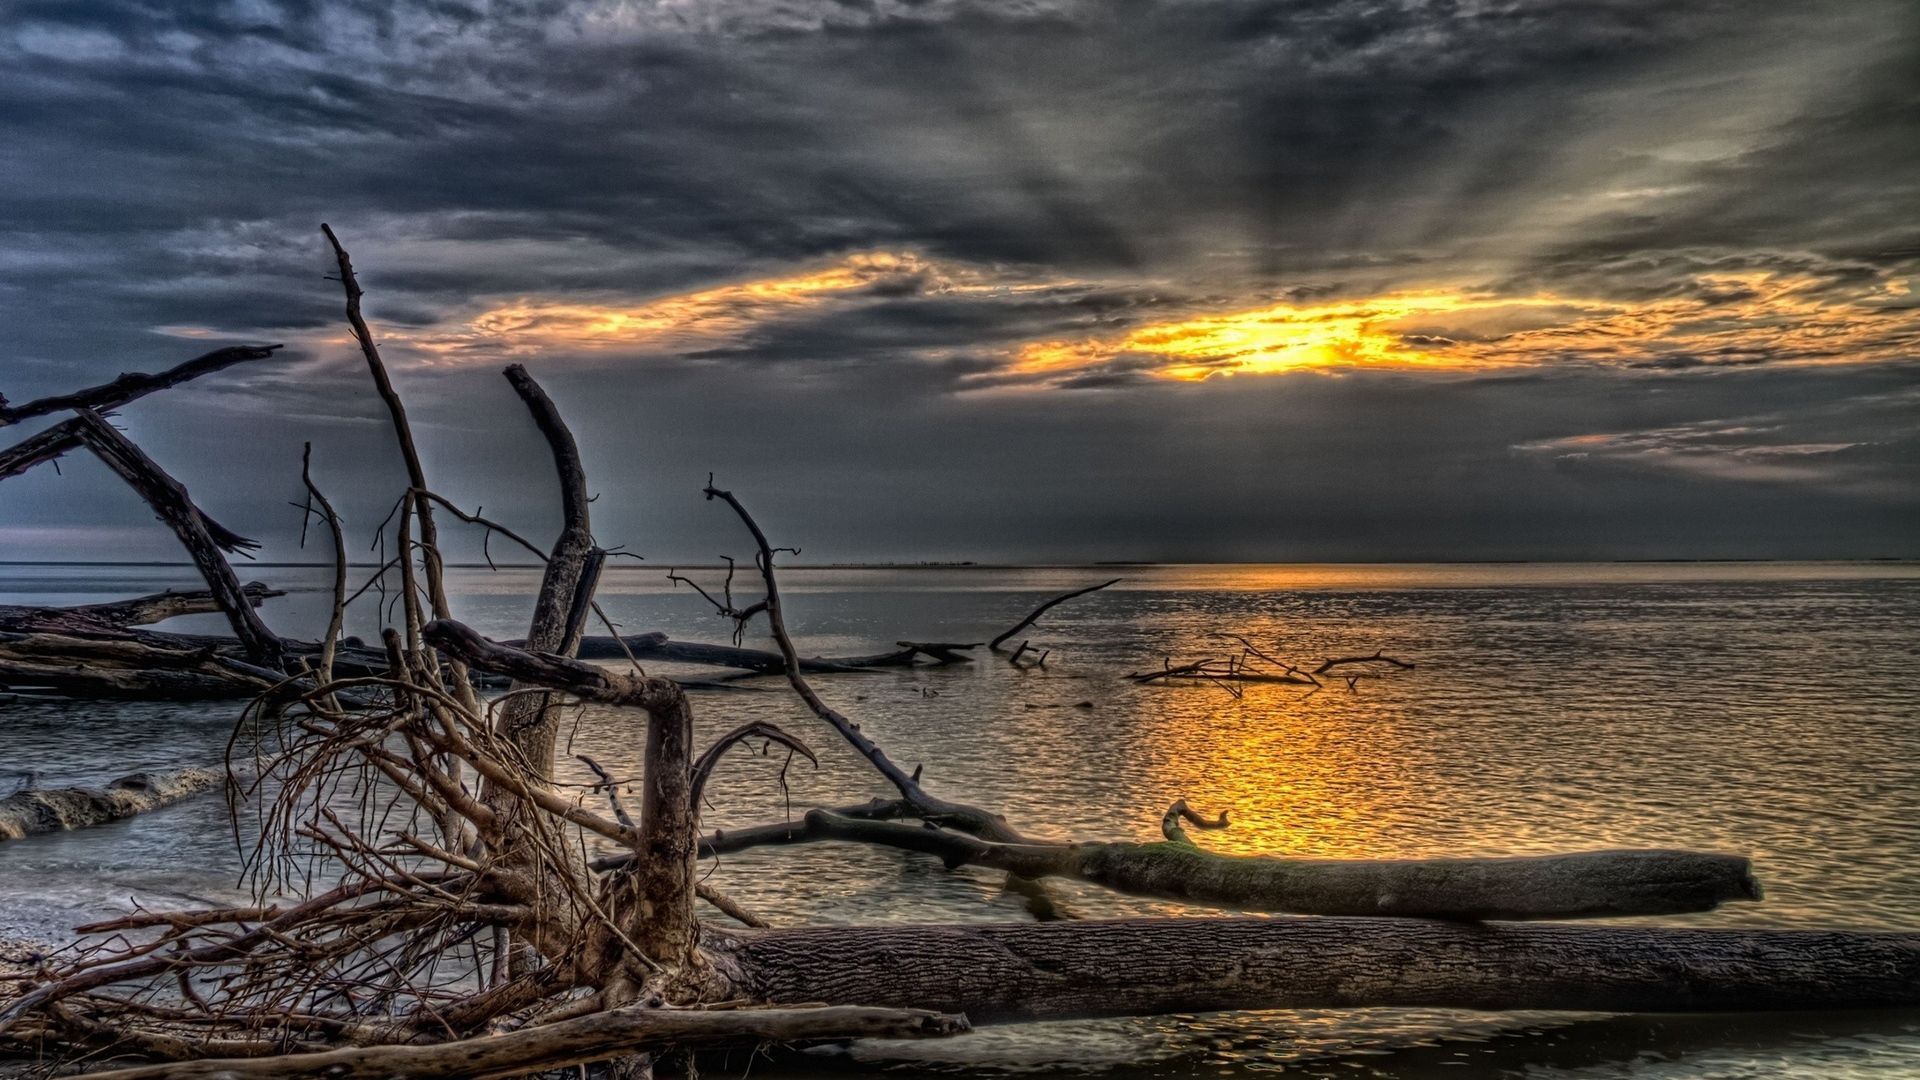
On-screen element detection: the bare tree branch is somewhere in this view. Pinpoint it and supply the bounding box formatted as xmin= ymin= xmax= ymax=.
xmin=989 ymin=578 xmax=1119 ymax=651
xmin=0 ymin=345 xmax=283 ymax=428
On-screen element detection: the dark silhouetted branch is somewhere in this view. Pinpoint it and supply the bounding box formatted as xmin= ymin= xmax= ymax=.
xmin=0 ymin=417 xmax=85 ymax=482
xmin=0 ymin=345 xmax=283 ymax=429
xmin=989 ymin=578 xmax=1119 ymax=651
xmin=68 ymin=411 xmax=280 ymax=666
xmin=701 ymin=481 xmax=1030 ymax=843
xmin=1314 ymin=650 xmax=1416 ymax=674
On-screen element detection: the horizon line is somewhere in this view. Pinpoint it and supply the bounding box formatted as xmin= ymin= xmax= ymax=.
xmin=1 ymin=557 xmax=1916 ymax=570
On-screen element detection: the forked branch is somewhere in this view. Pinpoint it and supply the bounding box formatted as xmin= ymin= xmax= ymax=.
xmin=989 ymin=578 xmax=1119 ymax=651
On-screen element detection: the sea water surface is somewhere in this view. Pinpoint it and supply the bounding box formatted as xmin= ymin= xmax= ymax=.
xmin=3 ymin=561 xmax=1919 ymax=1078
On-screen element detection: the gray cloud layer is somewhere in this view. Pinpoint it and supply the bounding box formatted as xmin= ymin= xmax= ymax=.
xmin=1 ymin=0 xmax=1915 ymax=562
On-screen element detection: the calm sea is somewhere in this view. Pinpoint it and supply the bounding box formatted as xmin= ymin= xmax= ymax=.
xmin=3 ymin=561 xmax=1919 ymax=1078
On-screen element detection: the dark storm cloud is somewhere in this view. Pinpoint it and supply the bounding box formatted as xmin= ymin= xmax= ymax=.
xmin=1 ymin=0 xmax=1916 ymax=561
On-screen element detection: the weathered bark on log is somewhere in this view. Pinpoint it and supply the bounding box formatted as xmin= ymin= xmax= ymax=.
xmin=489 ymin=364 xmax=600 ymax=780
xmin=69 ymin=1005 xmax=967 ymax=1080
xmin=0 ymin=768 xmax=218 ymax=841
xmin=716 ymin=917 xmax=1920 ymax=1023
xmin=0 ymin=584 xmax=283 ymax=637
xmin=0 ymin=633 xmax=278 ymax=699
xmin=628 ymin=679 xmax=698 ymax=967
xmin=776 ymin=810 xmax=1760 ymax=920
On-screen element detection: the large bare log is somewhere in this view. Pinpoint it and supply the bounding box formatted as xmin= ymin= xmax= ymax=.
xmin=70 ymin=1005 xmax=967 ymax=1080
xmin=628 ymin=671 xmax=698 ymax=967
xmin=717 ymin=916 xmax=1920 ymax=1022
xmin=0 ymin=584 xmax=283 ymax=637
xmin=67 ymin=411 xmax=281 ymax=667
xmin=0 ymin=768 xmax=218 ymax=841
xmin=771 ymin=810 xmax=1759 ymax=920
xmin=0 ymin=633 xmax=274 ymax=699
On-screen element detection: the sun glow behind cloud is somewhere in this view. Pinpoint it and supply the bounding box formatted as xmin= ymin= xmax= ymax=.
xmin=1013 ymin=292 xmax=1586 ymax=379
xmin=382 ymin=251 xmax=1918 ymax=385
xmin=1011 ymin=273 xmax=1919 ymax=384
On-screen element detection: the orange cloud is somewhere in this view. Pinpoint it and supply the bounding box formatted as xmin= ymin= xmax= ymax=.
xmin=374 ymin=252 xmax=1916 ymax=384
xmin=401 ymin=251 xmax=1067 ymax=362
xmin=1010 ymin=272 xmax=1919 ymax=384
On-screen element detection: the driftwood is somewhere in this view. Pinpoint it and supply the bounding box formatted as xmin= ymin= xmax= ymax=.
xmin=0 ymin=633 xmax=279 ymax=699
xmin=0 ymin=346 xmax=284 ymax=483
xmin=0 ymin=396 xmax=285 ymax=672
xmin=0 ymin=768 xmax=218 ymax=841
xmin=0 ymin=417 xmax=88 ymax=482
xmin=0 ymin=584 xmax=282 ymax=637
xmin=720 ymin=917 xmax=1920 ymax=1022
xmin=70 ymin=1005 xmax=966 ymax=1080
xmin=1128 ymin=639 xmax=1414 ymax=696
xmin=0 ymin=346 xmax=283 ymax=430
xmin=1315 ymin=649 xmax=1416 ymax=674
xmin=989 ymin=578 xmax=1119 ymax=650
xmin=643 ymin=570 xmax=1119 ymax=673
xmin=322 ymin=223 xmax=484 ymax=722
xmin=573 ymin=634 xmax=933 ymax=672
xmin=485 ymin=364 xmax=603 ymax=780
xmin=769 ymin=810 xmax=1759 ymax=920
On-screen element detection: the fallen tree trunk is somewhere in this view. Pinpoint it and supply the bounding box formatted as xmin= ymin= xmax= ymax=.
xmin=0 ymin=633 xmax=280 ymax=699
xmin=0 ymin=584 xmax=283 ymax=637
xmin=744 ymin=809 xmax=1760 ymax=920
xmin=571 ymin=632 xmax=937 ymax=672
xmin=66 ymin=1005 xmax=967 ymax=1080
xmin=717 ymin=916 xmax=1920 ymax=1022
xmin=0 ymin=768 xmax=218 ymax=841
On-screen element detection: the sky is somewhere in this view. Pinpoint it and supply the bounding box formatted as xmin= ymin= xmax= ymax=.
xmin=0 ymin=0 xmax=1916 ymax=564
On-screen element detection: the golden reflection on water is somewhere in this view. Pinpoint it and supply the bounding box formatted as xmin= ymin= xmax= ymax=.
xmin=1131 ymin=686 xmax=1421 ymax=860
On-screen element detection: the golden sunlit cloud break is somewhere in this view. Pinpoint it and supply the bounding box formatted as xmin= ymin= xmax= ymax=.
xmin=394 ymin=257 xmax=1918 ymax=387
